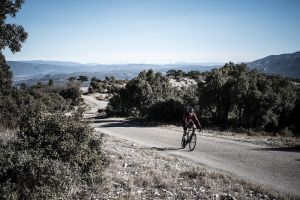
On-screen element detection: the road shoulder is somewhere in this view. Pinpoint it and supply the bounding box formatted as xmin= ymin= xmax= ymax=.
xmin=98 ymin=133 xmax=296 ymax=200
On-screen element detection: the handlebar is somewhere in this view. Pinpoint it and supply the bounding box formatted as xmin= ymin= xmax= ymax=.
xmin=185 ymin=122 xmax=201 ymax=132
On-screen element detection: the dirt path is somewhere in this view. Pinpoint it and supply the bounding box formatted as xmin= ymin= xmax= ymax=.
xmin=93 ymin=118 xmax=300 ymax=197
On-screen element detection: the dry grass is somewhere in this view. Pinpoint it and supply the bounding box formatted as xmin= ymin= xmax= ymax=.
xmin=96 ymin=134 xmax=298 ymax=200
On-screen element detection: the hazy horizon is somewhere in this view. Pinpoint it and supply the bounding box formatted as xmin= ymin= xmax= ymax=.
xmin=7 ymin=59 xmax=226 ymax=65
xmin=3 ymin=0 xmax=300 ymax=64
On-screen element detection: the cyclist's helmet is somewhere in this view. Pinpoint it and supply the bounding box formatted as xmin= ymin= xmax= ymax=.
xmin=190 ymin=107 xmax=194 ymax=113
xmin=185 ymin=106 xmax=194 ymax=114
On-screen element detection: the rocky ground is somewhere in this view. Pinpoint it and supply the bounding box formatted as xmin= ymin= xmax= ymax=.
xmin=97 ymin=133 xmax=296 ymax=200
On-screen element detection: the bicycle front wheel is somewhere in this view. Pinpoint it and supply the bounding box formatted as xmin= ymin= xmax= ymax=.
xmin=189 ymin=133 xmax=197 ymax=151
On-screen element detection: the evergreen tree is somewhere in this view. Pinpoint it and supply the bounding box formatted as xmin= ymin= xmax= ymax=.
xmin=0 ymin=0 xmax=27 ymax=92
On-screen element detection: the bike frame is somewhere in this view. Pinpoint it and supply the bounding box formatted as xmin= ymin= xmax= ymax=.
xmin=185 ymin=126 xmax=195 ymax=141
xmin=185 ymin=122 xmax=196 ymax=138
xmin=182 ymin=122 xmax=198 ymax=151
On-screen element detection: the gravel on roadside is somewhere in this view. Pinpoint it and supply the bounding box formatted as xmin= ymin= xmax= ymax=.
xmin=96 ymin=133 xmax=297 ymax=200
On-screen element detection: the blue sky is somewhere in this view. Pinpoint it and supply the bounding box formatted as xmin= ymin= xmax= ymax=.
xmin=3 ymin=0 xmax=300 ymax=63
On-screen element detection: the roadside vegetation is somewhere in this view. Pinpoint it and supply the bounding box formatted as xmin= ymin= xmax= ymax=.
xmin=89 ymin=76 xmax=127 ymax=94
xmin=0 ymin=1 xmax=107 ymax=199
xmin=101 ymin=135 xmax=297 ymax=200
xmin=107 ymin=64 xmax=300 ymax=137
xmin=1 ymin=0 xmax=298 ymax=199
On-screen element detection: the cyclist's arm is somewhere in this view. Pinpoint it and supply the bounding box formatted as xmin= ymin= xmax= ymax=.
xmin=193 ymin=114 xmax=202 ymax=129
xmin=183 ymin=114 xmax=191 ymax=124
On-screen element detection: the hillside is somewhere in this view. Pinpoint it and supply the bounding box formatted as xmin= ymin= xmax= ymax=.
xmin=7 ymin=61 xmax=92 ymax=78
xmin=7 ymin=61 xmax=218 ymax=84
xmin=248 ymin=51 xmax=300 ymax=78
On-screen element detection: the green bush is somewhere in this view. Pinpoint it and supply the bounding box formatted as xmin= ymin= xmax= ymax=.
xmin=0 ymin=94 xmax=18 ymax=129
xmin=89 ymin=76 xmax=126 ymax=94
xmin=40 ymin=93 xmax=69 ymax=112
xmin=280 ymin=127 xmax=293 ymax=137
xmin=0 ymin=85 xmax=72 ymax=130
xmin=108 ymin=65 xmax=299 ymax=135
xmin=0 ymin=106 xmax=107 ymax=199
xmin=107 ymin=70 xmax=175 ymax=117
xmin=0 ymin=146 xmax=78 ymax=199
xmin=60 ymin=88 xmax=82 ymax=107
xmin=197 ymin=63 xmax=297 ymax=132
xmin=0 ymin=54 xmax=12 ymax=93
xmin=148 ymin=99 xmax=185 ymax=122
xmin=0 ymin=2 xmax=106 ymax=198
xmin=287 ymin=88 xmax=300 ymax=136
xmin=59 ymin=87 xmax=81 ymax=106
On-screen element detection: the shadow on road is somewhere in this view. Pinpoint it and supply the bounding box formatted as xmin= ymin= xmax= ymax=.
xmin=148 ymin=147 xmax=183 ymax=151
xmin=252 ymin=145 xmax=300 ymax=153
xmin=93 ymin=118 xmax=160 ymax=128
xmin=123 ymin=143 xmax=183 ymax=152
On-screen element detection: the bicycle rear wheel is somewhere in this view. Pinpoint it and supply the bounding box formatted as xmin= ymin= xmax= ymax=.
xmin=189 ymin=133 xmax=197 ymax=151
xmin=181 ymin=136 xmax=186 ymax=148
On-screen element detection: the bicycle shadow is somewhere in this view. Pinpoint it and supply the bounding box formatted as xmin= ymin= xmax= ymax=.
xmin=149 ymin=147 xmax=183 ymax=151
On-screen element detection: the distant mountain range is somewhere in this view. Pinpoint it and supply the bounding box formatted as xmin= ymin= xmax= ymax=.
xmin=7 ymin=51 xmax=300 ymax=85
xmin=7 ymin=61 xmax=219 ymax=85
xmin=247 ymin=51 xmax=300 ymax=78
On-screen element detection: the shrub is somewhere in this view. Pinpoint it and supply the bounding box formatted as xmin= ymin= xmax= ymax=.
xmin=197 ymin=63 xmax=297 ymax=132
xmin=0 ymin=146 xmax=78 ymax=199
xmin=107 ymin=65 xmax=299 ymax=136
xmin=89 ymin=76 xmax=125 ymax=94
xmin=148 ymin=99 xmax=185 ymax=122
xmin=0 ymin=54 xmax=12 ymax=92
xmin=0 ymin=94 xmax=18 ymax=129
xmin=280 ymin=127 xmax=293 ymax=137
xmin=0 ymin=106 xmax=107 ymax=199
xmin=59 ymin=83 xmax=82 ymax=106
xmin=18 ymin=108 xmax=107 ymax=180
xmin=107 ymin=70 xmax=175 ymax=117
xmin=40 ymin=93 xmax=69 ymax=112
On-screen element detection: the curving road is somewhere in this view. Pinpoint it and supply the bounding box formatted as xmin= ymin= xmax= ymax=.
xmin=81 ymin=94 xmax=108 ymax=118
xmin=93 ymin=118 xmax=300 ymax=197
xmin=82 ymin=94 xmax=300 ymax=197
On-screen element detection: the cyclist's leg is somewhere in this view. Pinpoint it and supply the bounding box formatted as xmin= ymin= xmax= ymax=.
xmin=183 ymin=127 xmax=187 ymax=137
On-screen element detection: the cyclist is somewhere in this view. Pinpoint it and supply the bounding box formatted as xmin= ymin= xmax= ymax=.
xmin=182 ymin=107 xmax=202 ymax=137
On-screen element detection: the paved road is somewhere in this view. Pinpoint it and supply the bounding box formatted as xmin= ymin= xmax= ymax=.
xmin=93 ymin=118 xmax=300 ymax=197
xmin=81 ymin=95 xmax=108 ymax=118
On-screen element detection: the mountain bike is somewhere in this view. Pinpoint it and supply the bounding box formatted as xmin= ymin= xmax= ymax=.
xmin=181 ymin=123 xmax=199 ymax=151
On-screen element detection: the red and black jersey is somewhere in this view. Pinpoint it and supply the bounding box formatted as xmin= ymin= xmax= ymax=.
xmin=182 ymin=112 xmax=201 ymax=129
